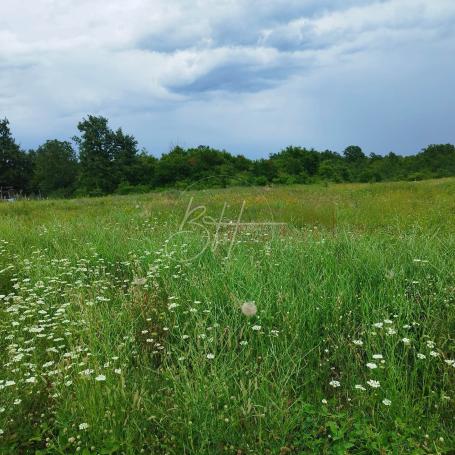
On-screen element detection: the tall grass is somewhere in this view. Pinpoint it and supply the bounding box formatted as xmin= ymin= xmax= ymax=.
xmin=0 ymin=179 xmax=454 ymax=453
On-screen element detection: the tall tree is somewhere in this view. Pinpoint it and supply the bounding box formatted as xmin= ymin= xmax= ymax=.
xmin=111 ymin=127 xmax=140 ymax=186
xmin=33 ymin=140 xmax=78 ymax=196
xmin=343 ymin=145 xmax=366 ymax=163
xmin=0 ymin=118 xmax=31 ymax=193
xmin=74 ymin=116 xmax=115 ymax=195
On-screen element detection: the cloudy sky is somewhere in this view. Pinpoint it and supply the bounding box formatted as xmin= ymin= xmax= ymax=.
xmin=1 ymin=0 xmax=455 ymax=157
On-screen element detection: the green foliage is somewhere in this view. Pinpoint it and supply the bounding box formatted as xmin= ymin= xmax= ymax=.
xmin=2 ymin=116 xmax=455 ymax=198
xmin=0 ymin=118 xmax=33 ymax=193
xmin=33 ymin=140 xmax=78 ymax=197
xmin=74 ymin=116 xmax=117 ymax=194
xmin=343 ymin=145 xmax=366 ymax=163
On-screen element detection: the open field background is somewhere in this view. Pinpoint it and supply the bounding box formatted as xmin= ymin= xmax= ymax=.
xmin=0 ymin=179 xmax=454 ymax=454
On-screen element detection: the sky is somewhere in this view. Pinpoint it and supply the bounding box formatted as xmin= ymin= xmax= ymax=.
xmin=1 ymin=0 xmax=455 ymax=158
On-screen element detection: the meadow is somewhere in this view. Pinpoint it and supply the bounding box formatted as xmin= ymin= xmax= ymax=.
xmin=0 ymin=178 xmax=454 ymax=454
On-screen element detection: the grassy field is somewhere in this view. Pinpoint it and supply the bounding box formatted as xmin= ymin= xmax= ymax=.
xmin=0 ymin=178 xmax=454 ymax=454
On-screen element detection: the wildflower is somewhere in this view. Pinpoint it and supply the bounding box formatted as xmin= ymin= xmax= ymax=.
xmin=372 ymin=354 xmax=383 ymax=359
xmin=430 ymin=351 xmax=440 ymax=357
xmin=251 ymin=325 xmax=262 ymax=331
xmin=13 ymin=399 xmax=21 ymax=405
xmin=426 ymin=341 xmax=435 ymax=349
xmin=25 ymin=377 xmax=36 ymax=384
xmin=417 ymin=353 xmax=426 ymax=359
xmin=79 ymin=423 xmax=89 ymax=430
xmin=0 ymin=429 xmax=3 ymax=435
xmin=329 ymin=380 xmax=340 ymax=388
xmin=240 ymin=340 xmax=248 ymax=346
xmin=241 ymin=301 xmax=257 ymax=317
xmin=353 ymin=339 xmax=363 ymax=346
xmin=373 ymin=322 xmax=383 ymax=329
xmin=386 ymin=328 xmax=397 ymax=335
xmin=444 ymin=359 xmax=455 ymax=366
xmin=321 ymin=399 xmax=328 ymax=404
xmin=114 ymin=368 xmax=122 ymax=374
xmin=206 ymin=353 xmax=215 ymax=360
xmin=355 ymin=384 xmax=366 ymax=391
xmin=367 ymin=380 xmax=380 ymax=388
xmin=382 ymin=398 xmax=392 ymax=406
xmin=95 ymin=375 xmax=106 ymax=381
xmin=366 ymin=363 xmax=378 ymax=369
xmin=80 ymin=369 xmax=94 ymax=376
xmin=401 ymin=338 xmax=411 ymax=345
xmin=383 ymin=319 xmax=393 ymax=324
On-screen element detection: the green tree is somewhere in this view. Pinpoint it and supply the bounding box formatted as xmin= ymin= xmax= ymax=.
xmin=111 ymin=128 xmax=140 ymax=186
xmin=0 ymin=118 xmax=31 ymax=193
xmin=343 ymin=145 xmax=366 ymax=163
xmin=74 ymin=116 xmax=115 ymax=195
xmin=417 ymin=144 xmax=455 ymax=177
xmin=33 ymin=140 xmax=78 ymax=197
xmin=155 ymin=146 xmax=191 ymax=187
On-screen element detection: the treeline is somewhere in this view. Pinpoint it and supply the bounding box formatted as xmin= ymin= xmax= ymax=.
xmin=1 ymin=115 xmax=455 ymax=198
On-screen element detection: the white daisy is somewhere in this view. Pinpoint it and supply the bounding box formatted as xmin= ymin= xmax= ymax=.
xmin=367 ymin=379 xmax=381 ymax=388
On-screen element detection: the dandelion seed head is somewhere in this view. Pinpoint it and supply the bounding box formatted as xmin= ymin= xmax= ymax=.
xmin=241 ymin=301 xmax=257 ymax=317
